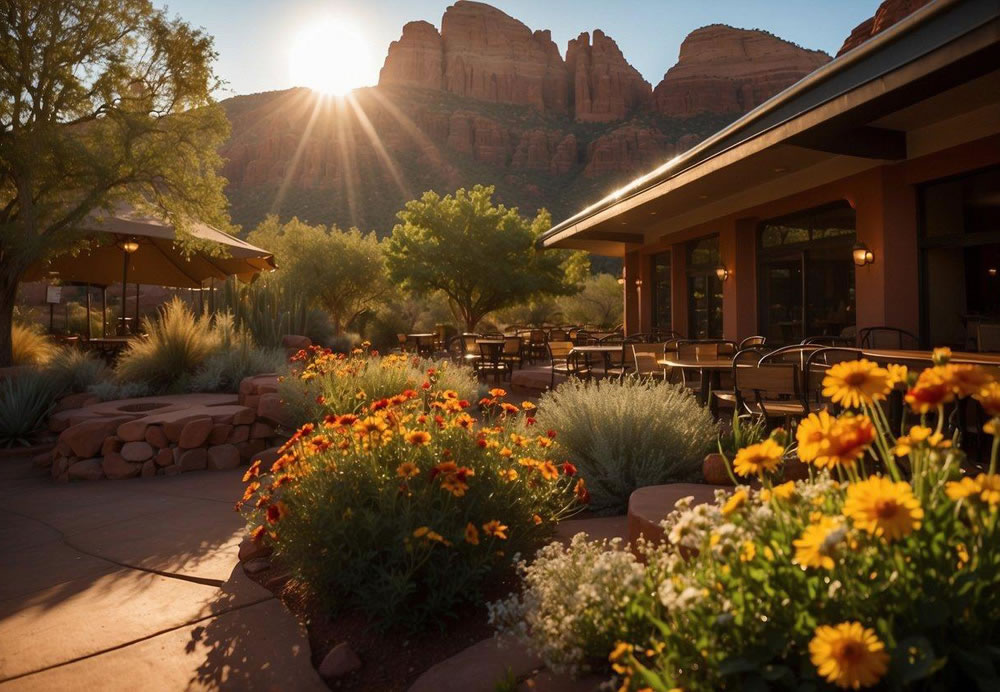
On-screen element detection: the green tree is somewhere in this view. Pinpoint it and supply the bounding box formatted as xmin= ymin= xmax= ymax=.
xmin=556 ymin=273 xmax=624 ymax=328
xmin=385 ymin=185 xmax=574 ymax=332
xmin=0 ymin=0 xmax=229 ymax=364
xmin=247 ymin=215 xmax=389 ymax=335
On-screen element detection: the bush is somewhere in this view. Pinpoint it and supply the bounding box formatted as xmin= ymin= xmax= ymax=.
xmin=536 ymin=377 xmax=716 ymax=513
xmin=489 ymin=533 xmax=648 ymax=676
xmin=278 ymin=345 xmax=480 ymax=427
xmin=88 ymin=379 xmax=153 ymax=402
xmin=0 ymin=372 xmax=58 ymax=447
xmin=115 ymin=298 xmax=219 ymax=392
xmin=44 ymin=348 xmax=109 ymax=395
xmin=11 ymin=322 xmax=57 ymax=366
xmin=239 ymin=361 xmax=588 ymax=631
xmin=502 ymin=353 xmax=1000 ymax=691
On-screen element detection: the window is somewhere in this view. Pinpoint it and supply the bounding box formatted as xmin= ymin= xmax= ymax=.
xmin=757 ymin=202 xmax=856 ymax=344
xmin=686 ymin=236 xmax=722 ymax=339
xmin=920 ymin=166 xmax=1000 ymax=350
xmin=651 ymin=252 xmax=671 ymax=331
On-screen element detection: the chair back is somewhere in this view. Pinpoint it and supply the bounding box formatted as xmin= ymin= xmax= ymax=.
xmin=859 ymin=326 xmax=919 ymax=350
xmin=547 ymin=340 xmax=574 ymax=359
xmin=549 ymin=328 xmax=568 ymax=341
xmin=801 ymin=335 xmax=855 ymax=347
xmin=735 ymin=362 xmax=801 ymax=401
xmin=678 ymin=341 xmax=718 ymax=360
xmin=503 ymin=336 xmax=521 ymax=356
xmin=462 ymin=334 xmax=480 ymax=355
xmin=631 ymin=342 xmax=669 ymax=376
xmin=530 ymin=329 xmax=547 ymax=345
xmin=978 ymin=323 xmax=1000 ymax=353
xmin=739 ymin=335 xmax=766 ymax=349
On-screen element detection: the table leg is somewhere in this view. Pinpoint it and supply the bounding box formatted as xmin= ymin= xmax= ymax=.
xmin=699 ymin=369 xmax=710 ymax=407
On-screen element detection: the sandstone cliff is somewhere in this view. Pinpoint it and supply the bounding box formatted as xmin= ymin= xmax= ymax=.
xmin=838 ymin=0 xmax=933 ymax=55
xmin=653 ymin=25 xmax=830 ymax=117
xmin=565 ymin=29 xmax=651 ymax=122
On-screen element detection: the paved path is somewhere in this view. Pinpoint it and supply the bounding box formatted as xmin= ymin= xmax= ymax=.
xmin=0 ymin=456 xmax=325 ymax=691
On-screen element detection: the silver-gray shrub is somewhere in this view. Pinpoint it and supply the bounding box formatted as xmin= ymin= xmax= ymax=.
xmin=537 ymin=377 xmax=716 ymax=513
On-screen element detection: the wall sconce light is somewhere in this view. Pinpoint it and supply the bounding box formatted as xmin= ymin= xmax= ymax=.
xmin=715 ymin=264 xmax=729 ymax=281
xmin=852 ymin=242 xmax=874 ymax=267
xmin=617 ymin=269 xmax=625 ymax=285
xmin=989 ymin=267 xmax=998 ymax=277
xmin=634 ymin=279 xmax=643 ymax=288
xmin=119 ymin=238 xmax=140 ymax=254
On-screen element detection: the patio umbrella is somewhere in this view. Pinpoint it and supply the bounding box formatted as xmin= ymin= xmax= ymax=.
xmin=23 ymin=206 xmax=276 ymax=334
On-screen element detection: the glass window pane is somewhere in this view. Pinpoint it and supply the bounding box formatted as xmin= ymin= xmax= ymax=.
xmin=651 ymin=252 xmax=671 ymax=330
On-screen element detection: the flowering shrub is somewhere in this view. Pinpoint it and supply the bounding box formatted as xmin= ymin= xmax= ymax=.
xmin=536 ymin=377 xmax=716 ymax=513
xmin=500 ymin=349 xmax=1000 ymax=690
xmin=278 ymin=344 xmax=480 ymax=426
xmin=240 ymin=354 xmax=587 ymax=631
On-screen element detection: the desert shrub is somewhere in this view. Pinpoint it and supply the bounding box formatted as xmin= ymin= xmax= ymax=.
xmin=278 ymin=345 xmax=480 ymax=427
xmin=489 ymin=533 xmax=649 ymax=676
xmin=326 ymin=331 xmax=361 ymax=354
xmin=501 ymin=353 xmax=1000 ymax=691
xmin=44 ymin=348 xmax=110 ymax=395
xmin=116 ymin=298 xmax=220 ymax=392
xmin=536 ymin=377 xmax=716 ymax=513
xmin=239 ymin=364 xmax=588 ymax=631
xmin=216 ymin=277 xmax=314 ymax=349
xmin=188 ymin=330 xmax=285 ymax=394
xmin=11 ymin=322 xmax=57 ymax=366
xmin=88 ymin=379 xmax=153 ymax=402
xmin=0 ymin=372 xmax=58 ymax=447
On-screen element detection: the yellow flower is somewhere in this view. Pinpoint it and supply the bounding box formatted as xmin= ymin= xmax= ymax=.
xmin=396 ymin=461 xmax=420 ymax=478
xmin=721 ymin=489 xmax=748 ymax=516
xmin=809 ymin=622 xmax=889 ymax=689
xmin=732 ymin=438 xmax=784 ymax=477
xmin=488 ymin=388 xmax=507 ymax=398
xmin=739 ymin=541 xmax=756 ymax=562
xmin=482 ymin=520 xmax=508 ymax=540
xmin=771 ymin=480 xmax=797 ymax=502
xmin=801 ymin=413 xmax=875 ymax=471
xmin=956 ymin=542 xmax=970 ymax=569
xmin=932 ymin=347 xmax=952 ymax=365
xmin=793 ymin=516 xmax=844 ymax=570
xmin=822 ymin=360 xmax=891 ymax=409
xmin=893 ymin=425 xmax=950 ymax=457
xmin=538 ymin=461 xmax=560 ymax=481
xmin=354 ymin=416 xmax=388 ymax=436
xmin=521 ymin=401 xmax=537 ymax=411
xmin=796 ymin=410 xmax=836 ymax=464
xmin=499 ymin=446 xmax=513 ymax=458
xmin=404 ymin=430 xmax=432 ymax=446
xmin=886 ymin=363 xmax=908 ymax=387
xmin=464 ymin=522 xmax=479 ymax=545
xmin=975 ymin=381 xmax=1000 ymax=417
xmin=946 ymin=476 xmax=980 ymax=502
xmin=499 ymin=468 xmax=518 ymax=482
xmin=949 ymin=473 xmax=1000 ymax=507
xmin=905 ymin=366 xmax=956 ymax=413
xmin=844 ymin=476 xmax=923 ymax=541
xmin=413 ymin=526 xmax=451 ymax=546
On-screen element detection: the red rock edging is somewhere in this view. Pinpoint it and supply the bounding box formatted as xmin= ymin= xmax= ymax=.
xmin=627 ymin=483 xmax=730 ymax=545
xmin=38 ymin=375 xmax=289 ymax=482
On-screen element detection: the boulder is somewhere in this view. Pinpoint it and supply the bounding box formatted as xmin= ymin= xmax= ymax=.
xmin=140 ymin=459 xmax=156 ymax=478
xmin=163 ymin=464 xmax=183 ymax=476
xmin=702 ymin=453 xmax=735 ymax=486
xmin=318 ymin=642 xmax=362 ymax=680
xmin=251 ymin=446 xmax=281 ymax=469
xmin=51 ymin=456 xmax=70 ymax=479
xmin=237 ymin=439 xmax=267 ymax=462
xmin=240 ymin=394 xmax=261 ymax=412
xmin=232 ymin=406 xmax=256 ymax=426
xmin=280 ymin=334 xmax=312 ymax=350
xmin=53 ymin=392 xmax=99 ymax=413
xmin=120 ymin=441 xmax=154 ymax=463
xmin=178 ymin=417 xmax=213 ymax=449
xmin=33 ymin=450 xmax=54 ymax=469
xmin=164 ymin=415 xmax=207 ymax=443
xmin=228 ymin=425 xmax=250 ymax=444
xmin=102 ymin=452 xmax=141 ymax=480
xmin=60 ymin=417 xmax=132 ymax=459
xmin=251 ymin=422 xmax=275 ymax=440
xmin=208 ymin=424 xmax=233 ymax=446
xmin=238 ymin=535 xmax=272 ymax=562
xmin=101 ymin=436 xmax=123 ymax=457
xmin=117 ymin=419 xmax=149 ymax=442
xmin=144 ymin=425 xmax=169 ymax=448
xmin=256 ymin=393 xmax=289 ymax=427
xmin=207 ymin=444 xmax=240 ymax=471
xmin=68 ymin=458 xmax=104 ymax=481
xmin=178 ymin=448 xmax=207 ymax=471
xmin=154 ymin=448 xmax=175 ymax=467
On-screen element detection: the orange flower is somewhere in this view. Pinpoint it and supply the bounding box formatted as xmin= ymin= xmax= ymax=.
xmin=405 ymin=430 xmax=432 ymax=446
xmin=482 ymin=520 xmax=508 ymax=540
xmin=562 ymin=462 xmax=577 ymax=476
xmin=266 ymin=501 xmax=289 ymax=524
xmin=538 ymin=461 xmax=560 ymax=481
xmin=397 ymin=461 xmax=420 ymax=478
xmin=499 ymin=468 xmax=518 ymax=481
xmin=905 ymin=367 xmax=956 ymax=413
xmin=489 ymin=388 xmax=507 ymax=398
xmin=521 ymin=401 xmax=536 ymax=411
xmin=533 ymin=514 xmax=543 ymax=525
xmin=464 ymin=522 xmax=480 ymax=545
xmin=574 ymin=478 xmax=591 ymax=504
xmin=250 ymin=525 xmax=267 ymax=543
xmin=454 ymin=413 xmax=475 ymax=430
xmin=242 ymin=460 xmax=262 ymax=482
xmin=241 ymin=481 xmax=261 ymax=503
xmin=975 ymin=381 xmax=1000 ymax=417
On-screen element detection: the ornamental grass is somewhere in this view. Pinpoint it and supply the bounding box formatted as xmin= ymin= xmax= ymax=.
xmin=239 ymin=346 xmax=588 ymax=631
xmin=495 ymin=348 xmax=1000 ymax=690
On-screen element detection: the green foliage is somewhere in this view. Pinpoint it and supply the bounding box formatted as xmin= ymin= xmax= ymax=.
xmin=44 ymin=348 xmax=109 ymax=395
xmin=247 ymin=216 xmax=389 ymax=334
xmin=537 ymin=378 xmax=716 ymax=514
xmin=11 ymin=323 xmax=57 ymax=366
xmin=555 ymin=273 xmax=624 ymax=328
xmin=0 ymin=372 xmax=58 ymax=447
xmin=278 ymin=348 xmax=480 ymax=427
xmin=0 ymin=0 xmax=230 ymax=365
xmin=216 ymin=278 xmax=312 ymax=349
xmin=385 ymin=185 xmax=575 ymax=331
xmin=186 ymin=315 xmax=285 ymax=393
xmin=240 ymin=354 xmax=585 ymax=631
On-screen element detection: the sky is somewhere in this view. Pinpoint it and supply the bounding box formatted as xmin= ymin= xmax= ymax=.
xmin=158 ymin=0 xmax=882 ymax=98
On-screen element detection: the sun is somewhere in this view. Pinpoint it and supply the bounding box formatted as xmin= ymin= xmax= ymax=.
xmin=289 ymin=18 xmax=372 ymax=96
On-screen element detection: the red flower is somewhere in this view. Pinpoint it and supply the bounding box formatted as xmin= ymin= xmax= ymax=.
xmin=477 ymin=439 xmax=487 ymax=448
xmin=525 ymin=417 xmax=536 ymax=426
xmin=402 ymin=389 xmax=419 ymax=399
xmin=315 ymin=395 xmax=326 ymax=405
xmin=371 ymin=398 xmax=389 ymax=411
xmin=250 ymin=525 xmax=267 ymax=543
xmin=421 ymin=381 xmax=431 ymax=390
xmin=458 ymin=399 xmax=470 ymax=408
xmin=562 ymin=462 xmax=577 ymax=476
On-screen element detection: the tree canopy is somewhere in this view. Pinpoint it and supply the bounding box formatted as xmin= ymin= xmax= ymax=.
xmin=0 ymin=0 xmax=230 ymax=363
xmin=384 ymin=185 xmax=575 ymax=331
xmin=247 ymin=215 xmax=389 ymax=335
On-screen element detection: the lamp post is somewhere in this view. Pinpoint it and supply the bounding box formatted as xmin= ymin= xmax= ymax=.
xmin=118 ymin=238 xmax=139 ymax=335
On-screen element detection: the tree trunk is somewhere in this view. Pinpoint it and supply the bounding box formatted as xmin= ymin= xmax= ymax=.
xmin=0 ymin=275 xmax=20 ymax=367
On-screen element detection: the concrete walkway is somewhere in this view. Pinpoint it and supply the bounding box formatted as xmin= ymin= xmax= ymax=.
xmin=0 ymin=456 xmax=325 ymax=691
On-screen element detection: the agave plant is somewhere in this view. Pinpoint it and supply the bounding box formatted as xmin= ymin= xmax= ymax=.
xmin=0 ymin=373 xmax=58 ymax=448
xmin=216 ymin=278 xmax=312 ymax=349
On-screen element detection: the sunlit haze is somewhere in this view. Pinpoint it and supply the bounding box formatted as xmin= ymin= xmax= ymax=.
xmin=289 ymin=17 xmax=374 ymax=95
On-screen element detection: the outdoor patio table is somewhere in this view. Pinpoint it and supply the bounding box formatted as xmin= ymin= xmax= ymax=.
xmin=657 ymin=356 xmax=733 ymax=406
xmin=572 ymin=343 xmax=624 ymax=372
xmin=860 ymin=348 xmax=1000 ymax=367
xmin=407 ymin=333 xmax=436 ymax=356
xmin=474 ymin=338 xmax=505 ymax=345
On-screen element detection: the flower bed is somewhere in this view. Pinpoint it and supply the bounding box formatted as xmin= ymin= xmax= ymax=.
xmin=239 ymin=345 xmax=589 ymax=632
xmin=495 ymin=349 xmax=1000 ymax=690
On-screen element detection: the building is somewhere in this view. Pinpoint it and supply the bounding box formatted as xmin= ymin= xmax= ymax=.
xmin=541 ymin=0 xmax=1000 ymax=350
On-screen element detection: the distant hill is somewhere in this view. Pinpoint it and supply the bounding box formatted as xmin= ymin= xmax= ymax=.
xmin=219 ymin=0 xmax=833 ymax=234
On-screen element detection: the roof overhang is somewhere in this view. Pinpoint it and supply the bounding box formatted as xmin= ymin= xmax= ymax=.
xmin=542 ymin=0 xmax=1000 ymax=255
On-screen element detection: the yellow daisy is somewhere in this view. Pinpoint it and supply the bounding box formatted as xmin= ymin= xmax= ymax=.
xmin=793 ymin=516 xmax=844 ymax=570
xmin=721 ymin=489 xmax=748 ymax=516
xmin=822 ymin=359 xmax=891 ymax=409
xmin=796 ymin=410 xmax=835 ymax=463
xmin=809 ymin=622 xmax=889 ymax=689
xmin=732 ymin=438 xmax=785 ymax=478
xmin=844 ymin=476 xmax=923 ymax=541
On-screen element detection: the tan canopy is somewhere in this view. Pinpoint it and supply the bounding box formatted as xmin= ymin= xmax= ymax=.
xmin=24 ymin=208 xmax=276 ymax=288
